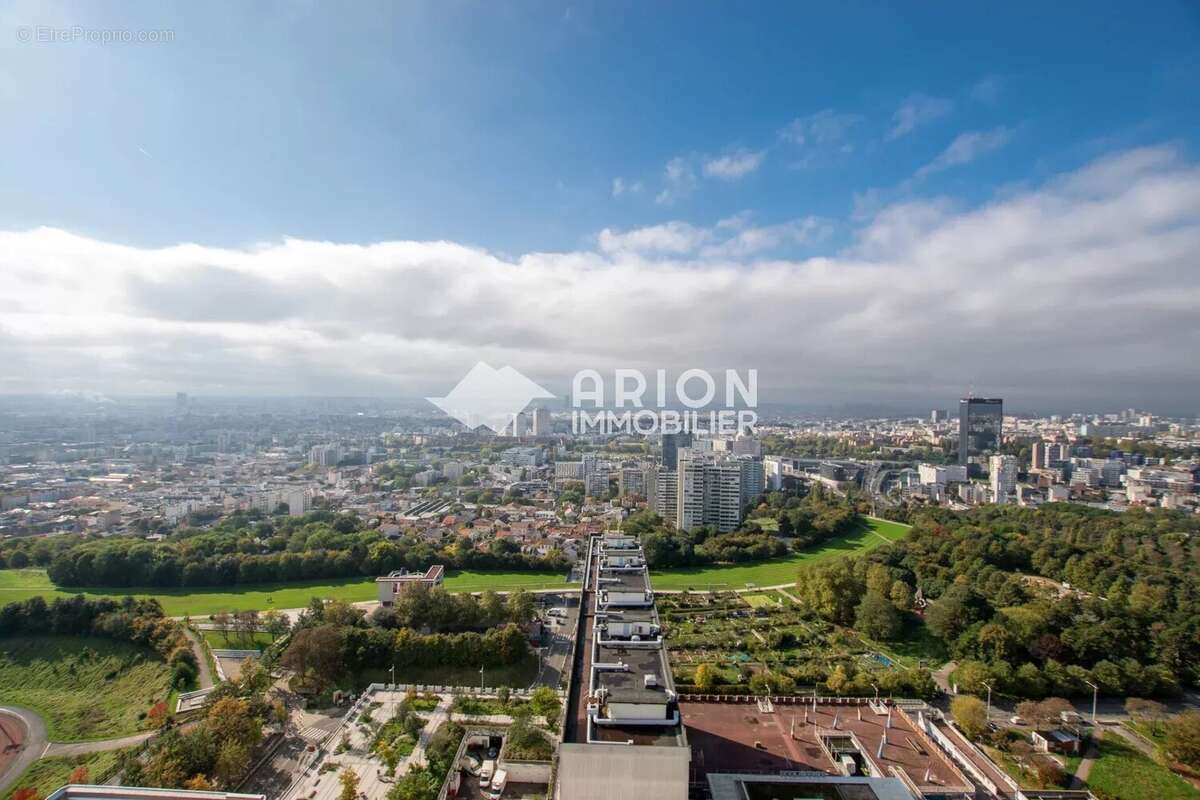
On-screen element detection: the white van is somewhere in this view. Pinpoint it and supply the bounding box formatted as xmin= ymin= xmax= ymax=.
xmin=479 ymin=759 xmax=496 ymax=789
xmin=486 ymin=768 xmax=508 ymax=799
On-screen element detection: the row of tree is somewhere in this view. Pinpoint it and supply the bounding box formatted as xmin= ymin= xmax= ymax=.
xmin=280 ymin=599 xmax=533 ymax=692
xmin=7 ymin=510 xmax=569 ymax=589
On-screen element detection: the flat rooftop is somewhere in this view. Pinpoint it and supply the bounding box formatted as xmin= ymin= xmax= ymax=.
xmin=707 ymin=774 xmax=917 ymax=800
xmin=594 ymin=643 xmax=673 ymax=703
xmin=597 ymin=568 xmax=649 ymax=592
xmin=681 ymin=700 xmax=970 ymax=795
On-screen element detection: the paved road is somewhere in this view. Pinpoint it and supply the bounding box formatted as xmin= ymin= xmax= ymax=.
xmin=1072 ymin=740 xmax=1100 ymax=787
xmin=0 ymin=707 xmax=47 ymax=796
xmin=44 ymin=730 xmax=156 ymax=758
xmin=183 ymin=626 xmax=216 ymax=689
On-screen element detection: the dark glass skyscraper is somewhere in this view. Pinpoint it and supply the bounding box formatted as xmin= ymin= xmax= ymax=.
xmin=661 ymin=432 xmax=693 ymax=471
xmin=959 ymin=398 xmax=1003 ymax=465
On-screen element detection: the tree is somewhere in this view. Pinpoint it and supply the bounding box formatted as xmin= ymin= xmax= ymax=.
xmin=855 ymin=591 xmax=902 ymax=641
xmin=213 ymin=739 xmax=252 ymax=787
xmin=262 ymin=608 xmax=285 ymax=639
xmin=826 ymin=665 xmax=851 ymax=694
xmin=1015 ymin=698 xmax=1072 ymax=730
xmin=184 ymin=775 xmax=215 ymax=791
xmin=925 ymin=583 xmax=978 ymax=642
xmin=694 ymin=663 xmax=717 ymax=692
xmin=951 ymin=696 xmax=988 ymax=740
xmin=1167 ymin=710 xmax=1200 ymax=769
xmin=212 ymin=611 xmax=232 ymax=644
xmin=889 ymin=580 xmax=913 ymax=611
xmin=530 ymin=686 xmax=561 ymax=725
xmin=388 ymin=766 xmax=439 ymax=800
xmin=505 ymin=589 xmax=535 ymax=626
xmin=281 ymin=624 xmax=344 ymax=691
xmin=1126 ymin=698 xmax=1168 ymax=734
xmin=339 ymin=767 xmax=359 ymax=800
xmin=147 ymin=701 xmax=169 ymax=728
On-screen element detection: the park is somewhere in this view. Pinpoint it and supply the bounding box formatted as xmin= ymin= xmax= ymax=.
xmin=0 ymin=517 xmax=910 ymax=616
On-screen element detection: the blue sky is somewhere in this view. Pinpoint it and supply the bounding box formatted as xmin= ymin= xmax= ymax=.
xmin=1 ymin=2 xmax=1199 ymax=411
xmin=2 ymin=1 xmax=1197 ymax=252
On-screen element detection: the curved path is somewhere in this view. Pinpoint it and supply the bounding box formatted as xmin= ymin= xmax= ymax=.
xmin=0 ymin=704 xmax=160 ymax=793
xmin=0 ymin=706 xmax=47 ymax=796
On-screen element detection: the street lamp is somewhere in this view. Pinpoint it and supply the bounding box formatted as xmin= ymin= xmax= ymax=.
xmin=389 ymin=664 xmax=396 ymax=718
xmin=480 ymin=665 xmax=485 ymax=693
xmin=981 ymin=681 xmax=993 ymax=721
xmin=1084 ymin=680 xmax=1098 ymax=724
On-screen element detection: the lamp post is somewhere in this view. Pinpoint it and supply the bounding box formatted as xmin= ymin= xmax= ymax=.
xmin=981 ymin=681 xmax=993 ymax=721
xmin=480 ymin=665 xmax=485 ymax=693
xmin=1084 ymin=680 xmax=1098 ymax=724
xmin=389 ymin=664 xmax=396 ymax=717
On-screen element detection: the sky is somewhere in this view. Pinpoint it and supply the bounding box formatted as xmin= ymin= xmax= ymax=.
xmin=1 ymin=1 xmax=1199 ymax=414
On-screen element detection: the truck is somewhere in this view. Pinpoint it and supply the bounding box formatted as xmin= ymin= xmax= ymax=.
xmin=485 ymin=768 xmax=508 ymax=799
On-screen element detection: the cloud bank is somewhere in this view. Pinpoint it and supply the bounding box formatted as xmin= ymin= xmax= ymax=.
xmin=2 ymin=147 xmax=1198 ymax=411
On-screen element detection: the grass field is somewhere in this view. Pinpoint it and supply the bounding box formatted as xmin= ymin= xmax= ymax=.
xmin=0 ymin=567 xmax=576 ymax=617
xmin=1087 ymin=732 xmax=1200 ymax=799
xmin=0 ymin=636 xmax=173 ymax=741
xmin=741 ymin=592 xmax=781 ymax=608
xmin=0 ymin=517 xmax=907 ymax=614
xmin=200 ymin=629 xmax=276 ymax=651
xmin=650 ymin=517 xmax=911 ymax=591
xmin=3 ymin=748 xmax=128 ymax=800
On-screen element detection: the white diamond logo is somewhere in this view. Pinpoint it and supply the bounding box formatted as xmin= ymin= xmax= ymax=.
xmin=427 ymin=362 xmax=555 ymax=433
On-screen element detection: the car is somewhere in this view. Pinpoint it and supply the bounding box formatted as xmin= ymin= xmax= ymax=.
xmin=1010 ymin=715 xmax=1025 ymax=725
xmin=461 ymin=754 xmax=481 ymax=776
xmin=486 ymin=746 xmax=500 ymax=759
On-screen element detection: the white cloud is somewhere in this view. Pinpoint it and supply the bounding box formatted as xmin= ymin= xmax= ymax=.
xmin=597 ymin=221 xmax=713 ymax=255
xmin=915 ymin=127 xmax=1013 ymax=177
xmin=778 ymin=110 xmax=862 ymax=168
xmin=655 ymin=156 xmax=698 ymax=205
xmin=887 ymin=93 xmax=953 ymax=140
xmin=970 ymin=75 xmax=1004 ymax=104
xmin=703 ymin=149 xmax=765 ymax=180
xmin=2 ymin=146 xmax=1198 ymax=409
xmin=611 ymin=177 xmax=642 ymax=197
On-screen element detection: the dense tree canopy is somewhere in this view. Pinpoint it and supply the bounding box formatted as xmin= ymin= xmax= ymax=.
xmin=4 ymin=510 xmax=568 ymax=589
xmin=796 ymin=503 xmax=1200 ymax=699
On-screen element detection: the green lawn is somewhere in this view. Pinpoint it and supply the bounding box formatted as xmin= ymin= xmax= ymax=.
xmin=0 ymin=636 xmax=174 ymax=741
xmin=3 ymin=748 xmax=128 ymax=800
xmin=1087 ymin=732 xmax=1200 ymax=799
xmin=0 ymin=567 xmax=576 ymax=618
xmin=742 ymin=593 xmax=781 ymax=608
xmin=200 ymin=629 xmax=276 ymax=651
xmin=651 ymin=517 xmax=911 ymax=591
